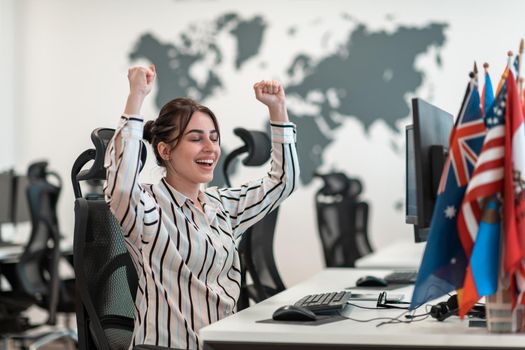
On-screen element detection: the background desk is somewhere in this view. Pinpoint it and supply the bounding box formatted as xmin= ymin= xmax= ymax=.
xmin=355 ymin=241 xmax=425 ymax=269
xmin=200 ymin=268 xmax=525 ymax=350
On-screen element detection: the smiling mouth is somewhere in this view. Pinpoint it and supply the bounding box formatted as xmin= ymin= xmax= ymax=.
xmin=195 ymin=159 xmax=214 ymax=167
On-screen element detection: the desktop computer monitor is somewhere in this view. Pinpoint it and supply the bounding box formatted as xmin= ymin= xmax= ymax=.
xmin=13 ymin=175 xmax=31 ymax=224
xmin=0 ymin=170 xmax=15 ymax=224
xmin=405 ymin=98 xmax=454 ymax=242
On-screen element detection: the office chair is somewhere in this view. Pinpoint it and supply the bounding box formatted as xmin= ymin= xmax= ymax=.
xmin=223 ymin=127 xmax=285 ymax=310
xmin=314 ymin=172 xmax=372 ymax=267
xmin=73 ymin=128 xmax=173 ymax=350
xmin=0 ymin=161 xmax=77 ymax=348
xmin=74 ymin=198 xmax=138 ymax=350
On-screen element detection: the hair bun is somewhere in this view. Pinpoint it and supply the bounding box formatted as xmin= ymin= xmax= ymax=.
xmin=143 ymin=120 xmax=155 ymax=143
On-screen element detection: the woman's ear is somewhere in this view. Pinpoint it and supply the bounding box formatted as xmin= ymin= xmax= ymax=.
xmin=157 ymin=142 xmax=171 ymax=161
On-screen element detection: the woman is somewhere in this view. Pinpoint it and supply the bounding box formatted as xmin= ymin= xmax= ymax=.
xmin=104 ymin=65 xmax=299 ymax=349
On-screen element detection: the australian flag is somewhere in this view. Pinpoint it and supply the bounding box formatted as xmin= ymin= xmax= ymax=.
xmin=410 ymin=76 xmax=486 ymax=309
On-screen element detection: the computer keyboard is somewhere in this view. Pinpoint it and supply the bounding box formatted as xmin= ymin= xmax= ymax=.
xmin=294 ymin=291 xmax=352 ymax=314
xmin=384 ymin=270 xmax=418 ymax=284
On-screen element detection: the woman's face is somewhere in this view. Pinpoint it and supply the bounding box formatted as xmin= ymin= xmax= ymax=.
xmin=165 ymin=111 xmax=221 ymax=187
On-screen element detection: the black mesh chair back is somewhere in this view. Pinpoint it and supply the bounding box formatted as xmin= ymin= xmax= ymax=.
xmin=239 ymin=209 xmax=284 ymax=304
xmin=223 ymin=127 xmax=285 ymax=310
xmin=74 ymin=198 xmax=137 ymax=350
xmin=314 ymin=172 xmax=372 ymax=267
xmin=72 ymin=127 xmax=146 ymax=350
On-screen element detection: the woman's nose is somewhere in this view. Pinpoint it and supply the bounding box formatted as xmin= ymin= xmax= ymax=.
xmin=203 ymin=138 xmax=214 ymax=151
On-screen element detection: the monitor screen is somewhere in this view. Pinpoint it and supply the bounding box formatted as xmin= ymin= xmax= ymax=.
xmin=0 ymin=170 xmax=15 ymax=224
xmin=13 ymin=175 xmax=31 ymax=224
xmin=405 ymin=98 xmax=454 ymax=242
xmin=405 ymin=125 xmax=417 ymax=223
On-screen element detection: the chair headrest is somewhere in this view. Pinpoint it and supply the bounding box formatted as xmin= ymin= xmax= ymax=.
xmin=71 ymin=127 xmax=147 ymax=198
xmin=315 ymin=172 xmax=363 ymax=197
xmin=233 ymin=128 xmax=271 ymax=166
xmin=222 ymin=128 xmax=272 ymax=187
xmin=27 ymin=161 xmax=61 ymax=188
xmin=27 ymin=161 xmax=49 ymax=180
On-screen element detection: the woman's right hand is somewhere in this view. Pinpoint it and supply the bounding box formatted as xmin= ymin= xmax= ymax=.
xmin=124 ymin=65 xmax=156 ymax=115
xmin=128 ymin=65 xmax=156 ymax=98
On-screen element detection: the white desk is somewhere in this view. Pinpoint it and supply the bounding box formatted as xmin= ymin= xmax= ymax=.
xmin=0 ymin=245 xmax=24 ymax=262
xmin=200 ymin=268 xmax=525 ymax=349
xmin=355 ymin=241 xmax=426 ymax=270
xmin=0 ymin=241 xmax=73 ymax=262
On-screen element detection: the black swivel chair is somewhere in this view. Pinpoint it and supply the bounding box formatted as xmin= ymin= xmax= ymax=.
xmin=73 ymin=128 xmax=173 ymax=350
xmin=314 ymin=172 xmax=373 ymax=267
xmin=223 ymin=128 xmax=286 ymax=310
xmin=0 ymin=161 xmax=77 ymax=348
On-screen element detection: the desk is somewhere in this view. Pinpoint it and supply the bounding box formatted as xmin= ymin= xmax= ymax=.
xmin=0 ymin=245 xmax=24 ymax=261
xmin=355 ymin=241 xmax=425 ymax=270
xmin=0 ymin=241 xmax=73 ymax=263
xmin=200 ymin=268 xmax=525 ymax=349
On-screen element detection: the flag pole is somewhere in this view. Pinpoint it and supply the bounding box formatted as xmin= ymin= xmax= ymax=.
xmin=482 ymin=63 xmax=490 ymax=114
xmin=496 ymin=51 xmax=513 ymax=95
xmin=518 ymin=39 xmax=524 ymax=95
xmin=456 ymin=70 xmax=475 ymax=122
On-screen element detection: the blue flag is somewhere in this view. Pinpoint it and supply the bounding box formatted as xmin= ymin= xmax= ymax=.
xmin=482 ymin=70 xmax=494 ymax=116
xmin=471 ymin=199 xmax=501 ymax=295
xmin=410 ymin=78 xmax=486 ymax=309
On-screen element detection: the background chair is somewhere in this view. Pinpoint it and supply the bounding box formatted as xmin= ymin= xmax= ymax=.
xmin=314 ymin=172 xmax=373 ymax=267
xmin=222 ymin=127 xmax=285 ymax=310
xmin=0 ymin=161 xmax=77 ymax=348
xmin=73 ymin=128 xmax=172 ymax=350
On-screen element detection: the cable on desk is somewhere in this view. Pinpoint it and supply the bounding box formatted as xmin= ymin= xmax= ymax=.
xmin=376 ymin=305 xmax=432 ymax=327
xmin=346 ymin=302 xmax=384 ymax=310
xmin=339 ymin=304 xmax=432 ymax=327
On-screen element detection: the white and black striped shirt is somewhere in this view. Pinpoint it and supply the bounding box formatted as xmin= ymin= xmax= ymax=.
xmin=104 ymin=115 xmax=299 ymax=349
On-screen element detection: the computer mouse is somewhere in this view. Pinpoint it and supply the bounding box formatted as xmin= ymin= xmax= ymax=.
xmin=355 ymin=275 xmax=388 ymax=287
xmin=272 ymin=305 xmax=317 ymax=321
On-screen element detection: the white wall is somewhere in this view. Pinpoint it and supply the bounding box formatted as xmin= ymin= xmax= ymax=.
xmin=0 ymin=0 xmax=16 ymax=170
xmin=8 ymin=0 xmax=525 ymax=286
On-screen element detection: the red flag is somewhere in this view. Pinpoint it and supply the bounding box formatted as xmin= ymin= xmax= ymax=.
xmin=503 ymin=71 xmax=525 ymax=304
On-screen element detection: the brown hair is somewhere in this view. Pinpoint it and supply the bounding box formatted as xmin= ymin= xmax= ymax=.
xmin=143 ymin=97 xmax=220 ymax=166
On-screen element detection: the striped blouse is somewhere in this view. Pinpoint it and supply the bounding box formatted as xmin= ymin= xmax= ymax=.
xmin=104 ymin=115 xmax=299 ymax=349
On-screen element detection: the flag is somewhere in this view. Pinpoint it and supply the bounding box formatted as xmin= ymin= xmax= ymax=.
xmin=470 ymin=200 xmax=501 ymax=295
xmin=457 ymin=82 xmax=506 ymax=316
xmin=482 ymin=69 xmax=495 ymax=116
xmin=503 ymin=70 xmax=525 ymax=304
xmin=410 ymin=77 xmax=486 ymax=310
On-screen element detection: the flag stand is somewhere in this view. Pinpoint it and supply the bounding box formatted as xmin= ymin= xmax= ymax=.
xmin=485 ymin=277 xmax=523 ymax=333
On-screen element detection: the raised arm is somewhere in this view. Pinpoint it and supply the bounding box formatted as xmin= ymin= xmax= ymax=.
xmin=104 ymin=65 xmax=159 ymax=244
xmin=211 ymin=80 xmax=300 ymax=238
